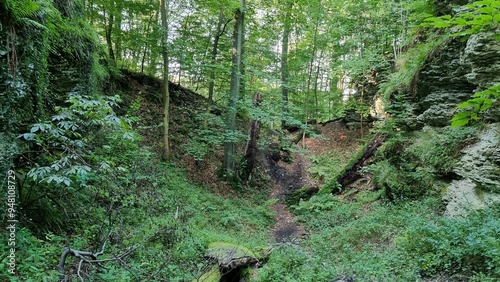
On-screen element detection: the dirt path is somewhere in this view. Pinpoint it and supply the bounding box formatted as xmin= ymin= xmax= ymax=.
xmin=263 ymin=121 xmax=368 ymax=243
xmin=264 ymin=146 xmax=314 ymax=243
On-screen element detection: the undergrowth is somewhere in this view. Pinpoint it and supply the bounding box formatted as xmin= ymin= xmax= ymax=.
xmin=0 ymin=135 xmax=274 ymax=281
xmin=258 ymin=194 xmax=500 ymax=281
xmin=369 ymin=125 xmax=478 ymax=200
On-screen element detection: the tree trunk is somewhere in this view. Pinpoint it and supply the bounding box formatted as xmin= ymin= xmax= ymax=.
xmin=222 ymin=0 xmax=245 ymax=180
xmin=336 ymin=134 xmax=385 ymax=189
xmin=281 ymin=1 xmax=292 ymax=128
xmin=313 ymin=49 xmax=323 ymax=122
xmin=161 ymin=0 xmax=170 ymax=160
xmin=208 ymin=8 xmax=229 ymax=102
xmin=105 ymin=9 xmax=115 ymax=62
xmin=140 ymin=11 xmax=155 ymax=73
xmin=114 ymin=0 xmax=122 ymax=62
xmin=242 ymin=93 xmax=263 ymax=181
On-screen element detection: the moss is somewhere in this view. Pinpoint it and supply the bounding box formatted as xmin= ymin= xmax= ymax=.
xmin=192 ymin=265 xmax=221 ymax=282
xmin=286 ymin=186 xmax=320 ymax=205
xmin=206 ymin=242 xmax=257 ymax=263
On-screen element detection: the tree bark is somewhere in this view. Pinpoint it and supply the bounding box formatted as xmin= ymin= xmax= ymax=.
xmin=336 ymin=134 xmax=385 ymax=189
xmin=105 ymin=9 xmax=115 ymax=62
xmin=222 ymin=0 xmax=245 ymax=180
xmin=208 ymin=8 xmax=231 ymax=102
xmin=281 ymin=1 xmax=292 ymax=128
xmin=242 ymin=93 xmax=263 ymax=181
xmin=140 ymin=11 xmax=155 ymax=73
xmin=161 ymin=0 xmax=170 ymax=160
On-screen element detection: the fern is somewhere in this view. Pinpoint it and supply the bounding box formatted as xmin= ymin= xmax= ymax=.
xmin=5 ymin=0 xmax=39 ymax=20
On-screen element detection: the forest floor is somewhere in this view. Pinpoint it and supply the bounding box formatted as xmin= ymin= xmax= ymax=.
xmin=264 ymin=147 xmax=312 ymax=242
xmin=119 ymin=71 xmax=369 ymax=244
xmin=263 ymin=122 xmax=369 ymax=243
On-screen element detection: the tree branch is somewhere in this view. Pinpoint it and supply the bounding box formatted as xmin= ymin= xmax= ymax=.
xmin=57 ymin=231 xmax=136 ymax=281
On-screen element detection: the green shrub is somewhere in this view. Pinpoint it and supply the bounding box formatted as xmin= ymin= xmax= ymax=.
xmin=400 ymin=206 xmax=500 ymax=279
xmin=370 ymin=126 xmax=478 ymax=200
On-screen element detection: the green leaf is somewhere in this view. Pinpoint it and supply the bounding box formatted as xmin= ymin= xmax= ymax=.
xmin=452 ymin=111 xmax=474 ymax=120
xmin=451 ymin=118 xmax=470 ymax=127
xmin=457 ymin=101 xmax=478 ymax=108
xmin=434 ymin=22 xmax=452 ymax=28
xmin=477 ymin=7 xmax=495 ymax=14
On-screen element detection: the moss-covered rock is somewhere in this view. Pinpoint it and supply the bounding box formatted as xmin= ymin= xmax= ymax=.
xmin=195 ymin=242 xmax=270 ymax=282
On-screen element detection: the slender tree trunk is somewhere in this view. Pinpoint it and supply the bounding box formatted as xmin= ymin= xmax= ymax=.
xmin=313 ymin=49 xmax=323 ymax=122
xmin=281 ymin=1 xmax=292 ymax=128
xmin=140 ymin=11 xmax=154 ymax=73
xmin=242 ymin=92 xmax=263 ymax=181
xmin=208 ymin=8 xmax=228 ymax=102
xmin=105 ymin=9 xmax=115 ymax=62
xmin=222 ymin=0 xmax=245 ymax=180
xmin=161 ymin=0 xmax=170 ymax=159
xmin=147 ymin=11 xmax=160 ymax=76
xmin=114 ymin=0 xmax=122 ymax=62
xmin=304 ymin=18 xmax=319 ymax=127
xmin=239 ymin=6 xmax=246 ymax=99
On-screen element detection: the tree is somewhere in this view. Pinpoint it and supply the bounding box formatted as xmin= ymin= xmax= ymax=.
xmin=161 ymin=0 xmax=170 ymax=159
xmin=222 ymin=0 xmax=245 ymax=180
xmin=208 ymin=8 xmax=232 ymax=101
xmin=281 ymin=0 xmax=293 ymax=127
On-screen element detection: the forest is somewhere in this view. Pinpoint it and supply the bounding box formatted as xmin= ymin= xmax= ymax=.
xmin=1 ymin=0 xmax=500 ymax=281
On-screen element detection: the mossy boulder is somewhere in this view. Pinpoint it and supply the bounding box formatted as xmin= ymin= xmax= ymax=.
xmin=194 ymin=242 xmax=270 ymax=282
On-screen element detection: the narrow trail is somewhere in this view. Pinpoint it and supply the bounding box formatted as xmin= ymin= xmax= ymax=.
xmin=264 ymin=146 xmax=314 ymax=243
xmin=262 ymin=121 xmax=368 ymax=243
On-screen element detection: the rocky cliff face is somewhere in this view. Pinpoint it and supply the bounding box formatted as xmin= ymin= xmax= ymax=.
xmin=413 ymin=32 xmax=500 ymax=216
xmin=415 ymin=33 xmax=500 ymax=127
xmin=443 ymin=123 xmax=500 ymax=217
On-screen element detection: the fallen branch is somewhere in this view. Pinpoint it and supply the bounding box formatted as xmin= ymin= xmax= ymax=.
xmin=57 ymin=231 xmax=136 ymax=282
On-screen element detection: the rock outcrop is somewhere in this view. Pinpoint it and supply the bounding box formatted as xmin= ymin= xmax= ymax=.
xmin=415 ymin=32 xmax=500 ymax=126
xmin=443 ymin=123 xmax=500 ymax=217
xmin=415 ymin=39 xmax=476 ymax=126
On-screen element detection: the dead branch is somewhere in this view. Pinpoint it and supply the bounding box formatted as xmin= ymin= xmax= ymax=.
xmin=58 ymin=231 xmax=136 ymax=282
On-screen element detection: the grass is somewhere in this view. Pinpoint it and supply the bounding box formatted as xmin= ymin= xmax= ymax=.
xmin=0 ymin=143 xmax=274 ymax=281
xmin=257 ymin=194 xmax=500 ymax=281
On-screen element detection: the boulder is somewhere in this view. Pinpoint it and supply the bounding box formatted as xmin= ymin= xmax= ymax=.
xmin=415 ymin=40 xmax=476 ymax=126
xmin=414 ymin=32 xmax=500 ymax=126
xmin=464 ymin=31 xmax=500 ymax=89
xmin=194 ymin=242 xmax=267 ymax=282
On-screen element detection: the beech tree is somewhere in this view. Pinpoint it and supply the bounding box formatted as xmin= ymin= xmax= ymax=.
xmin=222 ymin=0 xmax=246 ymax=180
xmin=161 ymin=0 xmax=170 ymax=159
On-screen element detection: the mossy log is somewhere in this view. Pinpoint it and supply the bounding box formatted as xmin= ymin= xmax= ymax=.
xmin=336 ymin=133 xmax=385 ymax=189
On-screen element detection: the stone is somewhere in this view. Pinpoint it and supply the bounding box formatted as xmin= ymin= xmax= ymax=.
xmin=463 ymin=32 xmax=500 ymax=89
xmin=454 ymin=123 xmax=500 ymax=192
xmin=443 ymin=179 xmax=488 ymax=217
xmin=415 ymin=40 xmax=476 ymax=127
xmin=443 ymin=123 xmax=500 ymax=217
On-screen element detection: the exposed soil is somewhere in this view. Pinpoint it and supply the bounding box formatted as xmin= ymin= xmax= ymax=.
xmin=263 ymin=121 xmax=370 ymax=243
xmin=264 ymin=147 xmax=312 ymax=243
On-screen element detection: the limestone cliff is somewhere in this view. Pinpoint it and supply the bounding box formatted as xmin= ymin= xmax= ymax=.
xmin=414 ymin=33 xmax=500 ymax=216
